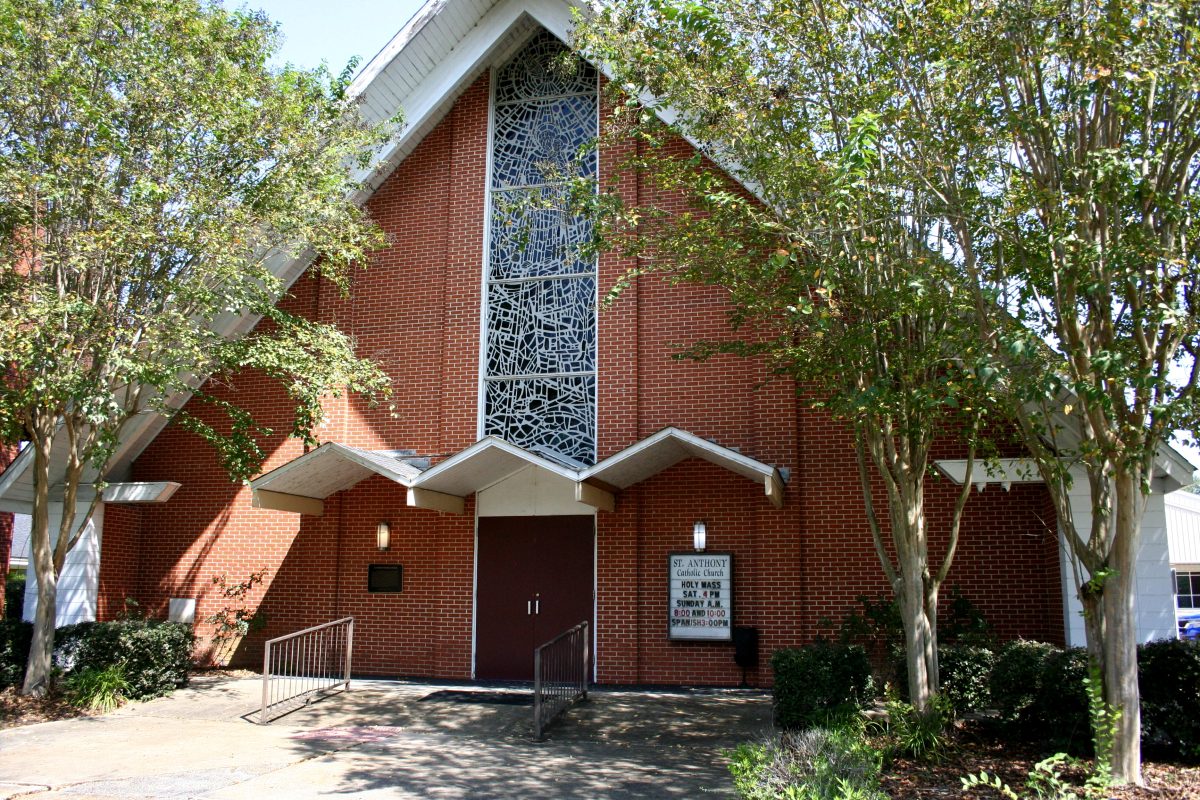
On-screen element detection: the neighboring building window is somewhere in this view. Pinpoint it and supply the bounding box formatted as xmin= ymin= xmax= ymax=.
xmin=482 ymin=31 xmax=598 ymax=465
xmin=1176 ymin=569 xmax=1200 ymax=639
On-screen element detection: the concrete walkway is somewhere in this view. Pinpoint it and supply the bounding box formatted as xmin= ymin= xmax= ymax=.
xmin=0 ymin=675 xmax=773 ymax=799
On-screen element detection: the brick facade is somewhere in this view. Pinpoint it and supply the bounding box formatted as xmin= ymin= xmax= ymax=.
xmin=95 ymin=66 xmax=1063 ymax=686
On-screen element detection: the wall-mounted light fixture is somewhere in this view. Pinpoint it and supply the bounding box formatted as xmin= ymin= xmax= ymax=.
xmin=376 ymin=521 xmax=391 ymax=552
xmin=693 ymin=520 xmax=707 ymax=552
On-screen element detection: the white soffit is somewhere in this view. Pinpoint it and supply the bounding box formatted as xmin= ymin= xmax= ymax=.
xmin=348 ymin=0 xmax=579 ymax=198
xmin=250 ymin=442 xmax=424 ymax=500
xmin=414 ymin=437 xmax=580 ymax=497
xmin=99 ymin=482 xmax=181 ymax=504
xmin=584 ymin=428 xmax=786 ymax=509
xmin=935 ymin=459 xmax=1043 ymax=486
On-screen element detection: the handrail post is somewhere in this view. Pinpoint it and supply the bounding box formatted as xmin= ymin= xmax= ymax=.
xmin=582 ymin=620 xmax=589 ymax=702
xmin=344 ymin=617 xmax=354 ymax=691
xmin=259 ymin=616 xmax=354 ymax=724
xmin=261 ymin=638 xmax=271 ymax=725
xmin=533 ymin=647 xmax=544 ymax=740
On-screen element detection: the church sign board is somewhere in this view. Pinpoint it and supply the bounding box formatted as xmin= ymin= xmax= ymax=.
xmin=668 ymin=553 xmax=733 ymax=641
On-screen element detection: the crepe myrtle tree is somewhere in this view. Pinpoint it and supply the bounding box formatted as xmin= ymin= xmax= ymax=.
xmin=0 ymin=0 xmax=396 ymax=695
xmin=574 ymin=0 xmax=1200 ymax=784
xmin=572 ymin=0 xmax=999 ymax=717
xmin=939 ymin=1 xmax=1200 ymax=784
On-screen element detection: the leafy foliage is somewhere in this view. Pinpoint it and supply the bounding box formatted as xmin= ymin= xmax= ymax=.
xmin=576 ymin=0 xmax=1200 ymax=779
xmin=205 ymin=569 xmax=268 ymax=667
xmin=0 ymin=619 xmax=32 ymax=689
xmin=772 ymin=642 xmax=873 ymax=729
xmin=575 ymin=0 xmax=1001 ymax=718
xmin=961 ymin=754 xmax=1084 ymax=800
xmin=4 ymin=570 xmax=23 ymax=620
xmin=0 ymin=0 xmax=395 ymax=695
xmin=1138 ymin=639 xmax=1200 ymax=761
xmin=54 ymin=620 xmax=194 ymax=700
xmin=728 ymin=726 xmax=887 ymax=800
xmin=938 ymin=645 xmax=996 ymax=715
xmin=65 ymin=664 xmax=128 ymax=712
xmin=873 ymin=691 xmax=953 ymax=763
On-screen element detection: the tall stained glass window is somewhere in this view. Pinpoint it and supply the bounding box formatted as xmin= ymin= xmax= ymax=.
xmin=482 ymin=32 xmax=598 ymax=465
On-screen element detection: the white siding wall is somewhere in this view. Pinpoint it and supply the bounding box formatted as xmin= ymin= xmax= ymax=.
xmin=22 ymin=503 xmax=102 ymax=625
xmin=1166 ymin=489 xmax=1200 ymax=566
xmin=1060 ymin=475 xmax=1177 ymax=646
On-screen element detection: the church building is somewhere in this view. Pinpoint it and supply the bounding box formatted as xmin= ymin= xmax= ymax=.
xmin=0 ymin=0 xmax=1189 ymax=686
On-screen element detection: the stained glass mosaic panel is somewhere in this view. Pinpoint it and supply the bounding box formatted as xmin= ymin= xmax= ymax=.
xmin=494 ymin=32 xmax=597 ymax=104
xmin=492 ymin=96 xmax=597 ymax=188
xmin=484 ymin=376 xmax=596 ymax=464
xmin=483 ymin=30 xmax=598 ymax=464
xmin=490 ymin=189 xmax=593 ymax=280
xmin=486 ymin=277 xmax=595 ymax=376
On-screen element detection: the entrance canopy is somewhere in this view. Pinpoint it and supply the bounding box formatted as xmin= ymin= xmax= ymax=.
xmin=249 ymin=428 xmax=786 ymax=515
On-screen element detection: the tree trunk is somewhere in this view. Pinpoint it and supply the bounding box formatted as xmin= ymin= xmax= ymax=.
xmin=898 ymin=544 xmax=935 ymax=712
xmin=1105 ymin=471 xmax=1143 ymax=785
xmin=22 ymin=432 xmax=57 ymax=696
xmin=22 ymin=568 xmax=57 ymax=695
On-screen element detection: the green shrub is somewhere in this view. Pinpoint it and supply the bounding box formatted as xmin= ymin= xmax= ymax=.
xmin=875 ymin=692 xmax=953 ymax=762
xmin=0 ymin=619 xmax=33 ymax=689
xmin=59 ymin=620 xmax=194 ymax=700
xmin=66 ymin=664 xmax=129 ymax=712
xmin=939 ymin=645 xmax=995 ymax=714
xmin=1138 ymin=638 xmax=1200 ymax=761
xmin=990 ymin=640 xmax=1056 ymax=727
xmin=772 ymin=641 xmax=872 ymax=729
xmin=728 ymin=726 xmax=887 ymax=800
xmin=941 ymin=588 xmax=995 ymax=648
xmin=1036 ymin=647 xmax=1089 ymax=752
xmin=4 ymin=570 xmax=25 ymax=620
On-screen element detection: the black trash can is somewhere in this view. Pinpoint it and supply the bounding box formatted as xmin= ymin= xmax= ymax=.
xmin=733 ymin=626 xmax=759 ymax=670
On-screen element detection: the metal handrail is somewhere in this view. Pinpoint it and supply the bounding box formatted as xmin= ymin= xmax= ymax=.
xmin=260 ymin=616 xmax=354 ymax=724
xmin=533 ymin=620 xmax=589 ymax=740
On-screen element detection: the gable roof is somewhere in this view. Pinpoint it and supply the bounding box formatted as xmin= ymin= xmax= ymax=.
xmin=0 ymin=0 xmax=1193 ymax=509
xmin=0 ymin=0 xmax=580 ymax=510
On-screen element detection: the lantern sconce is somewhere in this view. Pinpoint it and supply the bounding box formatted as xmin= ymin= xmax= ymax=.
xmin=376 ymin=521 xmax=391 ymax=552
xmin=693 ymin=520 xmax=707 ymax=553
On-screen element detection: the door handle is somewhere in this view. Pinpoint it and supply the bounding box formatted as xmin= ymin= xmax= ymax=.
xmin=527 ymin=600 xmax=532 ymax=615
xmin=535 ymin=599 xmax=540 ymax=614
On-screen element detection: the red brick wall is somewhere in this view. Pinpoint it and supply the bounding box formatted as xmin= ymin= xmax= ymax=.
xmin=97 ymin=504 xmax=141 ymax=620
xmin=100 ymin=59 xmax=1064 ymax=684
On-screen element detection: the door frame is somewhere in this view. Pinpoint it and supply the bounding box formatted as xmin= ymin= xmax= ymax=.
xmin=471 ymin=512 xmax=598 ymax=682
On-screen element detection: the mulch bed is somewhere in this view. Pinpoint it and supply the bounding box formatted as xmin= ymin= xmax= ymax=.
xmin=880 ymin=722 xmax=1200 ymax=799
xmin=0 ymin=686 xmax=87 ymax=728
xmin=0 ymin=668 xmax=256 ymax=730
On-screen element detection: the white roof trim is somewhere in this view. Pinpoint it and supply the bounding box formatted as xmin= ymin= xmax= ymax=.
xmin=938 ymin=450 xmax=1193 ymax=494
xmin=250 ymin=442 xmax=424 ymax=501
xmin=414 ymin=436 xmax=581 ymax=494
xmin=583 ymin=427 xmax=785 ymax=508
xmin=935 ymin=458 xmax=1043 ymax=492
xmin=243 ymin=430 xmax=785 ymax=514
xmin=99 ymin=482 xmax=181 ymax=504
xmin=349 ymin=0 xmax=450 ymax=97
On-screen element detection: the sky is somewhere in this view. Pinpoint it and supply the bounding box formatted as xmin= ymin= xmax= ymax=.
xmin=228 ymin=0 xmax=427 ymax=74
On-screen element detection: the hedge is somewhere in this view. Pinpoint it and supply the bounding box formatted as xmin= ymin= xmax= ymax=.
xmin=1139 ymin=638 xmax=1200 ymax=761
xmin=772 ymin=641 xmax=872 ymax=729
xmin=57 ymin=620 xmax=194 ymax=700
xmin=0 ymin=619 xmax=33 ymax=689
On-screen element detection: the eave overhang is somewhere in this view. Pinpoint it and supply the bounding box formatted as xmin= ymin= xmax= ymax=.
xmin=583 ymin=427 xmax=786 ymax=509
xmin=248 ymin=428 xmax=785 ymax=516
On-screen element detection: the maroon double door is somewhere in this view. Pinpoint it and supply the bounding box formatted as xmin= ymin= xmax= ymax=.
xmin=475 ymin=515 xmax=595 ymax=681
